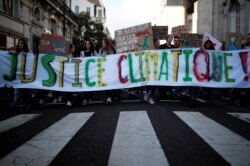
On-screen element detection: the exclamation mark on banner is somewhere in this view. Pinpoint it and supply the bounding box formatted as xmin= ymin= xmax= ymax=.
xmin=239 ymin=52 xmax=249 ymax=81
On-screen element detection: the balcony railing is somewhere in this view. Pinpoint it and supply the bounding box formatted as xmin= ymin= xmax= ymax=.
xmin=42 ymin=0 xmax=78 ymax=25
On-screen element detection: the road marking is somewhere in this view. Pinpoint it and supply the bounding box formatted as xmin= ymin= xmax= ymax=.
xmin=108 ymin=111 xmax=169 ymax=166
xmin=0 ymin=112 xmax=94 ymax=166
xmin=160 ymin=99 xmax=180 ymax=102
xmin=196 ymin=98 xmax=207 ymax=103
xmin=182 ymin=92 xmax=207 ymax=103
xmin=228 ymin=113 xmax=250 ymax=123
xmin=174 ymin=111 xmax=250 ymax=166
xmin=0 ymin=114 xmax=41 ymax=133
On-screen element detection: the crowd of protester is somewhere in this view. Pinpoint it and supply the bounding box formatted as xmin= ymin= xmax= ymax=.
xmin=0 ymin=33 xmax=250 ymax=111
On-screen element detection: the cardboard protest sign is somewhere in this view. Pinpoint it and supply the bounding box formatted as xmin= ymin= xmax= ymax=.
xmin=225 ymin=32 xmax=242 ymax=50
xmin=203 ymin=32 xmax=222 ymax=50
xmin=115 ymin=23 xmax=154 ymax=53
xmin=152 ymin=26 xmax=168 ymax=40
xmin=171 ymin=25 xmax=188 ymax=35
xmin=39 ymin=34 xmax=66 ymax=56
xmin=181 ymin=33 xmax=203 ymax=47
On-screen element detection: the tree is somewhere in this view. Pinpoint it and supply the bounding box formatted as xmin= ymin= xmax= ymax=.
xmin=73 ymin=12 xmax=107 ymax=51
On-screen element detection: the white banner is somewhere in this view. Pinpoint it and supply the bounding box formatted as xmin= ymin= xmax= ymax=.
xmin=0 ymin=48 xmax=249 ymax=92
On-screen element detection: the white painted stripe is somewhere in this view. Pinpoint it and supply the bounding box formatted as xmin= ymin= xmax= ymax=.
xmin=174 ymin=111 xmax=250 ymax=166
xmin=0 ymin=112 xmax=94 ymax=166
xmin=228 ymin=113 xmax=250 ymax=123
xmin=182 ymin=92 xmax=207 ymax=103
xmin=196 ymin=98 xmax=207 ymax=103
xmin=108 ymin=111 xmax=169 ymax=166
xmin=0 ymin=114 xmax=41 ymax=133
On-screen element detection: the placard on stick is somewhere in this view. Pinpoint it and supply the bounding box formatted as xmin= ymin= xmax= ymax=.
xmin=171 ymin=25 xmax=188 ymax=35
xmin=115 ymin=23 xmax=154 ymax=53
xmin=181 ymin=33 xmax=203 ymax=47
xmin=152 ymin=26 xmax=168 ymax=40
xmin=225 ymin=32 xmax=242 ymax=50
xmin=39 ymin=34 xmax=66 ymax=56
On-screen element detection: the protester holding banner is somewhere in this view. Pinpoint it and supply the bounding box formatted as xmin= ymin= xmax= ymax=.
xmin=159 ymin=34 xmax=174 ymax=49
xmin=12 ymin=38 xmax=31 ymax=110
xmin=80 ymin=38 xmax=99 ymax=57
xmin=173 ymin=35 xmax=183 ymax=99
xmin=244 ymin=33 xmax=250 ymax=109
xmin=99 ymin=37 xmax=118 ymax=104
xmin=143 ymin=39 xmax=161 ymax=104
xmin=81 ymin=38 xmax=99 ymax=105
xmin=199 ymin=38 xmax=215 ymax=99
xmin=158 ymin=35 xmax=175 ymax=99
xmin=173 ymin=36 xmax=181 ymax=48
xmin=204 ymin=39 xmax=215 ymax=50
xmin=64 ymin=43 xmax=76 ymax=107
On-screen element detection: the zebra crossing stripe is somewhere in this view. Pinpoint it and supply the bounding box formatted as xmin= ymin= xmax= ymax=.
xmin=0 ymin=114 xmax=41 ymax=133
xmin=174 ymin=111 xmax=250 ymax=166
xmin=228 ymin=113 xmax=250 ymax=123
xmin=0 ymin=112 xmax=94 ymax=166
xmin=108 ymin=111 xmax=169 ymax=166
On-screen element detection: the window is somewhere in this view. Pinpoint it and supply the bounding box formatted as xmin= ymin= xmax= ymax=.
xmin=87 ymin=7 xmax=90 ymax=15
xmin=34 ymin=7 xmax=40 ymax=21
xmin=0 ymin=34 xmax=6 ymax=50
xmin=0 ymin=0 xmax=13 ymax=16
xmin=188 ymin=20 xmax=192 ymax=32
xmin=0 ymin=0 xmax=4 ymax=12
xmin=0 ymin=33 xmax=19 ymax=51
xmin=7 ymin=36 xmax=14 ymax=50
xmin=33 ymin=36 xmax=40 ymax=54
xmin=75 ymin=5 xmax=79 ymax=14
xmin=236 ymin=8 xmax=240 ymax=33
xmin=51 ymin=19 xmax=57 ymax=34
xmin=98 ymin=9 xmax=102 ymax=18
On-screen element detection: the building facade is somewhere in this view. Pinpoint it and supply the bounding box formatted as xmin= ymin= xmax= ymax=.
xmin=72 ymin=0 xmax=105 ymax=22
xmin=153 ymin=0 xmax=250 ymax=43
xmin=152 ymin=0 xmax=186 ymax=35
xmin=0 ymin=0 xmax=77 ymax=53
xmin=71 ymin=0 xmax=110 ymax=36
xmin=191 ymin=0 xmax=250 ymax=42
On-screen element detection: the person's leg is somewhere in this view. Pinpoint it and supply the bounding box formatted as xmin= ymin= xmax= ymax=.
xmin=65 ymin=92 xmax=73 ymax=107
xmin=147 ymin=86 xmax=156 ymax=104
xmin=247 ymin=89 xmax=250 ymax=109
xmin=106 ymin=90 xmax=113 ymax=104
xmin=189 ymin=87 xmax=199 ymax=106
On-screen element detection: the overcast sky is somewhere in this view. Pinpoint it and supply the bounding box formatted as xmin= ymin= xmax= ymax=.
xmin=102 ymin=0 xmax=161 ymax=38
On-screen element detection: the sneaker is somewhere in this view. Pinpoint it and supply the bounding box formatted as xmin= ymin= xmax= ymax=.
xmin=31 ymin=93 xmax=36 ymax=98
xmin=106 ymin=97 xmax=112 ymax=104
xmin=52 ymin=98 xmax=57 ymax=103
xmin=143 ymin=92 xmax=149 ymax=102
xmin=81 ymin=99 xmax=87 ymax=105
xmin=58 ymin=96 xmax=63 ymax=103
xmin=88 ymin=99 xmax=92 ymax=105
xmin=148 ymin=97 xmax=155 ymax=104
xmin=39 ymin=99 xmax=45 ymax=104
xmin=66 ymin=101 xmax=72 ymax=107
xmin=234 ymin=100 xmax=240 ymax=106
xmin=47 ymin=92 xmax=53 ymax=97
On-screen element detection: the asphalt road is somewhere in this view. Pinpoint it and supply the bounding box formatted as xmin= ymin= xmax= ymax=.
xmin=0 ymin=91 xmax=250 ymax=166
